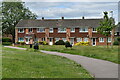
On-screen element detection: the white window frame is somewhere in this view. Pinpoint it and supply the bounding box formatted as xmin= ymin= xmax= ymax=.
xmin=107 ymin=37 xmax=111 ymax=42
xmin=58 ymin=28 xmax=66 ymax=33
xmin=62 ymin=38 xmax=66 ymax=42
xmin=18 ymin=28 xmax=24 ymax=33
xmin=79 ymin=28 xmax=88 ymax=32
xmin=77 ymin=38 xmax=82 ymax=42
xmin=92 ymin=28 xmax=97 ymax=32
xmin=28 ymin=28 xmax=33 ymax=32
xmin=18 ymin=37 xmax=24 ymax=42
xmin=49 ymin=28 xmax=53 ymax=33
xmin=99 ymin=37 xmax=104 ymax=42
xmin=42 ymin=37 xmax=45 ymax=41
xmin=37 ymin=28 xmax=45 ymax=32
xmin=55 ymin=38 xmax=60 ymax=42
xmin=71 ymin=28 xmax=75 ymax=32
xmin=84 ymin=38 xmax=88 ymax=42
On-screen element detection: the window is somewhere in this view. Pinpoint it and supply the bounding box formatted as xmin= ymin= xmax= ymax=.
xmin=92 ymin=28 xmax=97 ymax=32
xmin=42 ymin=37 xmax=45 ymax=41
xmin=18 ymin=37 xmax=24 ymax=42
xmin=55 ymin=38 xmax=60 ymax=42
xmin=58 ymin=28 xmax=66 ymax=33
xmin=71 ymin=28 xmax=75 ymax=32
xmin=62 ymin=38 xmax=66 ymax=42
xmin=99 ymin=37 xmax=104 ymax=42
xmin=37 ymin=28 xmax=45 ymax=32
xmin=35 ymin=38 xmax=38 ymax=41
xmin=80 ymin=28 xmax=88 ymax=32
xmin=84 ymin=38 xmax=88 ymax=42
xmin=77 ymin=38 xmax=82 ymax=42
xmin=18 ymin=28 xmax=24 ymax=33
xmin=49 ymin=28 xmax=53 ymax=33
xmin=28 ymin=28 xmax=33 ymax=32
xmin=107 ymin=37 xmax=111 ymax=42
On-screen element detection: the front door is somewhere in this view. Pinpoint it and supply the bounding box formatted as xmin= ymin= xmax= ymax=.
xmin=26 ymin=38 xmax=30 ymax=44
xmin=49 ymin=38 xmax=53 ymax=45
xmin=70 ymin=38 xmax=74 ymax=45
xmin=92 ymin=38 xmax=96 ymax=46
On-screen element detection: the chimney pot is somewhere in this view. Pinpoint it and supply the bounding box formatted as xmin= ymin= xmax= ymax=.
xmin=62 ymin=17 xmax=64 ymax=19
xmin=82 ymin=16 xmax=85 ymax=19
xmin=42 ymin=17 xmax=44 ymax=20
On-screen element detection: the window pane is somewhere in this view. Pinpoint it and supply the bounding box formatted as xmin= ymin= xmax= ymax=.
xmin=77 ymin=38 xmax=82 ymax=42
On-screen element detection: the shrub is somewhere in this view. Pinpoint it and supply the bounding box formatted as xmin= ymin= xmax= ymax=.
xmin=75 ymin=41 xmax=89 ymax=46
xmin=16 ymin=42 xmax=20 ymax=44
xmin=65 ymin=41 xmax=71 ymax=46
xmin=113 ymin=41 xmax=119 ymax=45
xmin=39 ymin=41 xmax=48 ymax=45
xmin=55 ymin=40 xmax=65 ymax=45
xmin=20 ymin=42 xmax=25 ymax=45
xmin=2 ymin=42 xmax=12 ymax=45
xmin=117 ymin=37 xmax=120 ymax=42
xmin=2 ymin=37 xmax=12 ymax=42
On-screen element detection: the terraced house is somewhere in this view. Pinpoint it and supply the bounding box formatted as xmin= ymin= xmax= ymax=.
xmin=15 ymin=17 xmax=115 ymax=46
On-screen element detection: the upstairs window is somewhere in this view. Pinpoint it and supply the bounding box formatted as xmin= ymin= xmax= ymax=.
xmin=71 ymin=28 xmax=75 ymax=32
xmin=29 ymin=28 xmax=33 ymax=32
xmin=79 ymin=28 xmax=88 ymax=32
xmin=18 ymin=28 xmax=24 ymax=33
xmin=49 ymin=28 xmax=53 ymax=33
xmin=37 ymin=28 xmax=45 ymax=32
xmin=92 ymin=28 xmax=97 ymax=32
xmin=99 ymin=37 xmax=104 ymax=42
xmin=58 ymin=28 xmax=66 ymax=33
xmin=77 ymin=38 xmax=82 ymax=42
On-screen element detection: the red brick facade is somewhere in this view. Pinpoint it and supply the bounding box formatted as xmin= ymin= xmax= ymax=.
xmin=15 ymin=27 xmax=114 ymax=46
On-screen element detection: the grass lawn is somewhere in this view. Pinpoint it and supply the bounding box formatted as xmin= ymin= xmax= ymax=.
xmin=19 ymin=45 xmax=119 ymax=64
xmin=2 ymin=47 xmax=92 ymax=78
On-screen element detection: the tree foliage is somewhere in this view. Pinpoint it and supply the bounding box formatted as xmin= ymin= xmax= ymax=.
xmin=97 ymin=11 xmax=116 ymax=47
xmin=2 ymin=1 xmax=37 ymax=42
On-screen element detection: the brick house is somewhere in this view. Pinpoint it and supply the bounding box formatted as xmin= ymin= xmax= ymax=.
xmin=15 ymin=17 xmax=115 ymax=46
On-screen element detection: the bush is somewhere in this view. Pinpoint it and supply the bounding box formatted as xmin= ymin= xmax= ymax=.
xmin=16 ymin=42 xmax=20 ymax=44
xmin=55 ymin=40 xmax=65 ymax=45
xmin=65 ymin=41 xmax=71 ymax=46
xmin=113 ymin=41 xmax=119 ymax=45
xmin=117 ymin=37 xmax=120 ymax=41
xmin=75 ymin=41 xmax=89 ymax=46
xmin=2 ymin=37 xmax=12 ymax=42
xmin=2 ymin=42 xmax=12 ymax=45
xmin=39 ymin=41 xmax=48 ymax=45
xmin=20 ymin=42 xmax=25 ymax=45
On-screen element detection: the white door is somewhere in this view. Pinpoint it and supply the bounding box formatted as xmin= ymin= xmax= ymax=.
xmin=92 ymin=38 xmax=96 ymax=46
xmin=49 ymin=38 xmax=53 ymax=45
xmin=26 ymin=38 xmax=29 ymax=44
xmin=70 ymin=38 xmax=74 ymax=45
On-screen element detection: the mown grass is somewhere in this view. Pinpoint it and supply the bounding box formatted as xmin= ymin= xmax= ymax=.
xmin=2 ymin=47 xmax=92 ymax=78
xmin=37 ymin=45 xmax=119 ymax=64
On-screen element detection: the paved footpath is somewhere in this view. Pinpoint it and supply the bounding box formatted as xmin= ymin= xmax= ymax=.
xmin=3 ymin=46 xmax=119 ymax=79
xmin=40 ymin=50 xmax=118 ymax=78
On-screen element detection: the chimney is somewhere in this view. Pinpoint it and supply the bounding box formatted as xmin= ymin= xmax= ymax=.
xmin=42 ymin=17 xmax=44 ymax=20
xmin=62 ymin=17 xmax=64 ymax=20
xmin=82 ymin=16 xmax=85 ymax=19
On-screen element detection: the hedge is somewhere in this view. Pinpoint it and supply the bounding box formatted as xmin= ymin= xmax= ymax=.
xmin=2 ymin=42 xmax=12 ymax=45
xmin=55 ymin=40 xmax=65 ymax=45
xmin=2 ymin=37 xmax=12 ymax=42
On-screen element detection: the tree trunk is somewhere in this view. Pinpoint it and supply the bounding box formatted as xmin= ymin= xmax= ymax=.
xmin=106 ymin=36 xmax=108 ymax=48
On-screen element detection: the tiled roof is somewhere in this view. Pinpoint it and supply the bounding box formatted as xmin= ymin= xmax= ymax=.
xmin=16 ymin=19 xmax=103 ymax=28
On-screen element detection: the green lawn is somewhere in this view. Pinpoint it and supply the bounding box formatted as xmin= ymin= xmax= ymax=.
xmin=2 ymin=47 xmax=92 ymax=78
xmin=35 ymin=45 xmax=118 ymax=64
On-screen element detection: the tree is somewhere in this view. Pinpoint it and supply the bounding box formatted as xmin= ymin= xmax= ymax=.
xmin=2 ymin=1 xmax=37 ymax=43
xmin=97 ymin=11 xmax=116 ymax=48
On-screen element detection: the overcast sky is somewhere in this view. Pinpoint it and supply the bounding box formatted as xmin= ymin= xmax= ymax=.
xmin=24 ymin=2 xmax=119 ymax=24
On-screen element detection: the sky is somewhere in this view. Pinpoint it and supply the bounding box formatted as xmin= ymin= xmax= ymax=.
xmin=0 ymin=0 xmax=120 ymax=24
xmin=24 ymin=2 xmax=119 ymax=24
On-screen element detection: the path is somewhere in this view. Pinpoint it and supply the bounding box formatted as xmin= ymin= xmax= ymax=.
xmin=3 ymin=46 xmax=119 ymax=79
xmin=40 ymin=50 xmax=118 ymax=78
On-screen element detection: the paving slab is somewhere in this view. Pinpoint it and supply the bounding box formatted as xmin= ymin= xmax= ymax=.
xmin=40 ymin=50 xmax=118 ymax=78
